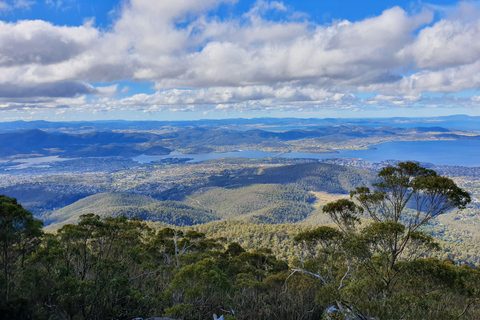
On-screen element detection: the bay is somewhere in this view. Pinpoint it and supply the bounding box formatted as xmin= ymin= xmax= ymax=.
xmin=133 ymin=140 xmax=480 ymax=167
xmin=1 ymin=156 xmax=72 ymax=170
xmin=334 ymin=140 xmax=480 ymax=166
xmin=4 ymin=140 xmax=480 ymax=168
xmin=132 ymin=150 xmax=279 ymax=164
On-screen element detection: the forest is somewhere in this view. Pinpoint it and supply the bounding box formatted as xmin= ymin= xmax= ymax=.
xmin=1 ymin=162 xmax=480 ymax=320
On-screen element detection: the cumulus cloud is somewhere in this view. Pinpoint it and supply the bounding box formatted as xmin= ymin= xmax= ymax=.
xmin=117 ymin=86 xmax=345 ymax=107
xmin=0 ymin=20 xmax=98 ymax=67
xmin=0 ymin=81 xmax=96 ymax=98
xmin=398 ymin=2 xmax=480 ymax=70
xmin=141 ymin=6 xmax=431 ymax=90
xmin=1 ymin=0 xmax=480 ymax=115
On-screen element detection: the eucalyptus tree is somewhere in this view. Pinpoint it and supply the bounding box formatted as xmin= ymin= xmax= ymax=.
xmin=350 ymin=161 xmax=470 ymax=289
xmin=293 ymin=162 xmax=473 ymax=319
xmin=0 ymin=195 xmax=43 ymax=304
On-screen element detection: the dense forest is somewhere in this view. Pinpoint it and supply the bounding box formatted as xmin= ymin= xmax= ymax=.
xmin=2 ymin=162 xmax=480 ymax=320
xmin=0 ymin=162 xmax=376 ymax=219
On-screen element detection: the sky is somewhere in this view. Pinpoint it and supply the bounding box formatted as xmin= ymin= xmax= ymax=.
xmin=1 ymin=0 xmax=480 ymax=121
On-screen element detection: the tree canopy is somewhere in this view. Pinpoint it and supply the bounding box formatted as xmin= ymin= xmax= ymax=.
xmin=0 ymin=162 xmax=478 ymax=319
xmin=293 ymin=162 xmax=475 ymax=319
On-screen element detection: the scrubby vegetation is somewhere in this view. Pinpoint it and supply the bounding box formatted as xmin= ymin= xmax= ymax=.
xmin=1 ymin=162 xmax=480 ymax=319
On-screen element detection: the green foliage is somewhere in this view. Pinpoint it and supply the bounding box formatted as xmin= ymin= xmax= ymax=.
xmin=191 ymin=220 xmax=316 ymax=261
xmin=164 ymin=303 xmax=194 ymax=319
xmin=187 ymin=184 xmax=315 ymax=221
xmin=46 ymin=193 xmax=218 ymax=229
xmin=170 ymin=258 xmax=231 ymax=319
xmin=294 ymin=226 xmax=343 ymax=248
xmin=225 ymin=242 xmax=245 ymax=257
xmin=1 ymin=208 xmax=329 ymax=320
xmin=2 ymin=162 xmax=480 ymax=320
xmin=322 ymin=199 xmax=362 ymax=233
xmin=293 ymin=162 xmax=476 ymax=320
xmin=352 ymin=161 xmax=471 ymax=226
xmin=205 ymin=163 xmax=376 ymax=194
xmin=251 ymin=202 xmax=313 ymax=224
xmin=346 ymin=162 xmax=471 ymax=292
xmin=0 ymin=195 xmax=43 ymax=307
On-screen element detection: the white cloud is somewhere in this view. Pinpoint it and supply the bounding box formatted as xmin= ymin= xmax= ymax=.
xmin=145 ymin=6 xmax=432 ymax=89
xmin=119 ymin=86 xmax=342 ymax=107
xmin=45 ymin=0 xmax=72 ymax=9
xmin=399 ymin=2 xmax=480 ymax=70
xmin=0 ymin=0 xmax=35 ymax=11
xmin=1 ymin=0 xmax=480 ymax=115
xmin=0 ymin=20 xmax=98 ymax=68
xmin=14 ymin=0 xmax=35 ymax=10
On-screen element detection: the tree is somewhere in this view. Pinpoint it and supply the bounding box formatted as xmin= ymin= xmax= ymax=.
xmin=168 ymin=258 xmax=231 ymax=320
xmin=29 ymin=214 xmax=154 ymax=320
xmin=352 ymin=161 xmax=470 ymax=229
xmin=152 ymin=228 xmax=217 ymax=268
xmin=350 ymin=161 xmax=470 ymax=289
xmin=0 ymin=195 xmax=43 ymax=304
xmin=293 ymin=162 xmax=473 ymax=319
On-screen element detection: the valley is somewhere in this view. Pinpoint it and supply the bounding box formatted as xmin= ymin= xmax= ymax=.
xmin=1 ymin=116 xmax=480 ymax=267
xmin=2 ymin=116 xmax=480 ymax=319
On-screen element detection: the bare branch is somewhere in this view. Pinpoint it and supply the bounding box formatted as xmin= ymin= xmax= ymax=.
xmin=338 ymin=258 xmax=351 ymax=290
xmin=454 ymin=299 xmax=477 ymax=320
xmin=180 ymin=241 xmax=197 ymax=255
xmin=291 ymin=268 xmax=328 ymax=285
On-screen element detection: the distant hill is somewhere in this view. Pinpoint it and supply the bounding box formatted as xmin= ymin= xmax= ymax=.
xmin=1 ymin=115 xmax=480 ymax=132
xmin=0 ymin=129 xmax=168 ymax=157
xmin=204 ymin=162 xmax=377 ymax=194
xmin=152 ymin=125 xmax=461 ymax=149
xmin=142 ymin=162 xmax=377 ymax=203
xmin=186 ymin=184 xmax=316 ymax=223
xmin=1 ymin=123 xmax=476 ymax=158
xmin=44 ymin=192 xmax=218 ymax=231
xmin=42 ymin=162 xmax=376 ymax=230
xmin=0 ymin=182 xmax=98 ymax=214
xmin=1 ymin=161 xmax=376 ymax=218
xmin=45 ymin=192 xmax=157 ymax=225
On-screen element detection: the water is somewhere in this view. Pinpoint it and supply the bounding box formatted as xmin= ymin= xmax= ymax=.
xmin=1 ymin=156 xmax=72 ymax=169
xmin=336 ymin=140 xmax=480 ymax=166
xmin=134 ymin=140 xmax=480 ymax=167
xmin=132 ymin=150 xmax=279 ymax=164
xmin=3 ymin=140 xmax=480 ymax=168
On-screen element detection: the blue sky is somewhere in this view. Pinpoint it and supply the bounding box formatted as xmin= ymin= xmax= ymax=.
xmin=1 ymin=0 xmax=480 ymax=121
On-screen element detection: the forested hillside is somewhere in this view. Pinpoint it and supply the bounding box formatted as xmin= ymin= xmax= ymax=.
xmin=204 ymin=162 xmax=377 ymax=193
xmin=33 ymin=161 xmax=480 ymax=268
xmin=29 ymin=162 xmax=375 ymax=230
xmin=0 ymin=162 xmax=376 ymax=216
xmin=187 ymin=184 xmax=315 ymax=222
xmin=189 ymin=219 xmax=480 ymax=266
xmin=2 ymin=163 xmax=479 ymax=320
xmin=44 ymin=192 xmax=219 ymax=231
